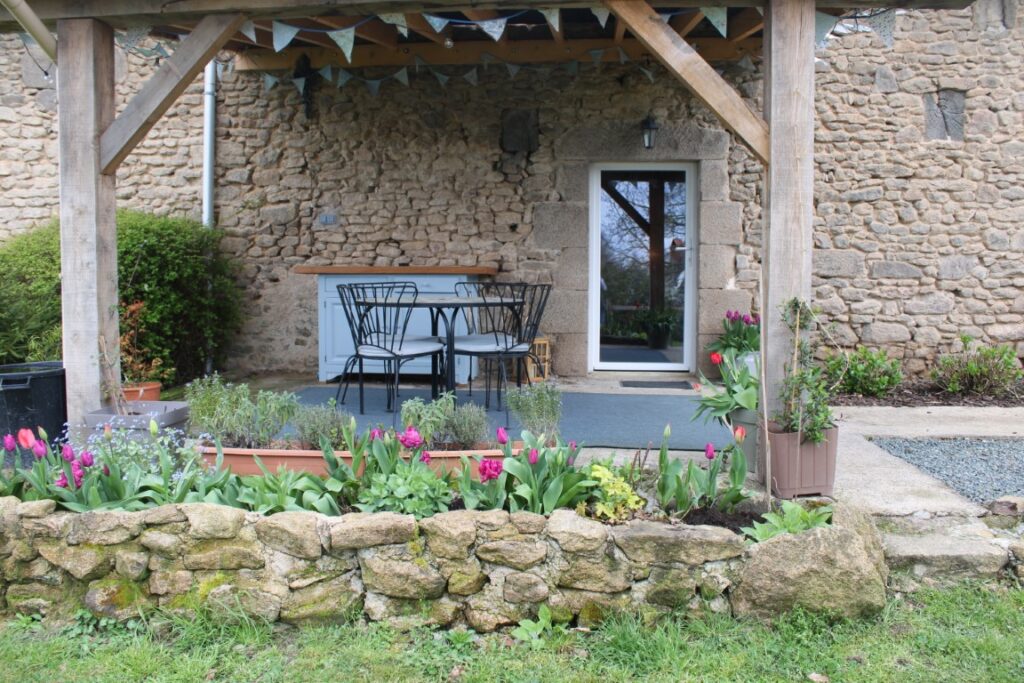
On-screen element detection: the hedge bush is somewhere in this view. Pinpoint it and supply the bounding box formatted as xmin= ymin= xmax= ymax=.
xmin=0 ymin=211 xmax=242 ymax=383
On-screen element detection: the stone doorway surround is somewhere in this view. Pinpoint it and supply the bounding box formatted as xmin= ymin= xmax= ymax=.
xmin=530 ymin=123 xmax=751 ymax=377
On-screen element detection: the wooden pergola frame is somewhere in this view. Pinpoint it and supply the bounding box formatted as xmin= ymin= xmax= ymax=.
xmin=0 ymin=0 xmax=971 ymax=427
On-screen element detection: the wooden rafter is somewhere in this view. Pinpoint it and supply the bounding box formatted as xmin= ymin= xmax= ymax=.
xmin=605 ymin=0 xmax=769 ymax=165
xmin=235 ymin=36 xmax=760 ymax=70
xmin=728 ymin=7 xmax=764 ymax=42
xmin=544 ymin=9 xmax=564 ymax=44
xmin=669 ymin=10 xmax=703 ymax=38
xmin=100 ymin=13 xmax=245 ymax=174
xmin=601 ymin=179 xmax=650 ymax=235
xmin=613 ymin=17 xmax=627 ymax=43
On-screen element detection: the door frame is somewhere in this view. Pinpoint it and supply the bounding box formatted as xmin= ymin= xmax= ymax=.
xmin=587 ymin=161 xmax=699 ymax=373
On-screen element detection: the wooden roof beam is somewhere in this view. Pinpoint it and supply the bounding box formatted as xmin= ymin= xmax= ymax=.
xmin=544 ymin=9 xmax=564 ymax=44
xmin=728 ymin=7 xmax=764 ymax=42
xmin=669 ymin=10 xmax=703 ymax=38
xmin=605 ymin=0 xmax=769 ymax=165
xmin=613 ymin=17 xmax=627 ymax=44
xmin=100 ymin=13 xmax=245 ymax=174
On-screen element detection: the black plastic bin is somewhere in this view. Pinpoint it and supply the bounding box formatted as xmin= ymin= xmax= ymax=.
xmin=0 ymin=362 xmax=67 ymax=467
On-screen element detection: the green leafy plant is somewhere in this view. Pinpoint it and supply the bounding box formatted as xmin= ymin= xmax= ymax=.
xmin=931 ymin=335 xmax=1022 ymax=396
xmin=774 ymin=299 xmax=835 ymax=443
xmin=441 ymin=403 xmax=490 ymax=449
xmin=0 ymin=211 xmax=241 ymax=381
xmin=707 ymin=310 xmax=760 ymax=354
xmin=356 ymin=461 xmax=452 ymax=518
xmin=400 ymin=393 xmax=455 ymax=447
xmin=510 ymin=605 xmax=566 ymax=650
xmin=635 ymin=307 xmax=677 ymax=333
xmin=741 ymin=501 xmax=833 ymax=542
xmin=237 ymin=457 xmax=341 ymax=516
xmin=185 ymin=374 xmax=300 ymax=448
xmin=694 ymin=348 xmax=759 ymax=423
xmin=655 ymin=425 xmax=750 ymax=518
xmin=292 ymin=399 xmax=352 ymax=449
xmin=454 ymin=455 xmax=508 ymax=511
xmin=584 ymin=464 xmax=644 ymax=522
xmin=501 ymin=432 xmax=595 ymax=514
xmin=506 ymin=383 xmax=562 ymax=439
xmin=825 ymin=347 xmax=903 ymax=397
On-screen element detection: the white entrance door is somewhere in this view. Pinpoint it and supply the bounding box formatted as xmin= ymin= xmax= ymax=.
xmin=587 ymin=163 xmax=697 ymax=372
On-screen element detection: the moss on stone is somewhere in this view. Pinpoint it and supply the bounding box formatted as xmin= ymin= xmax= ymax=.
xmin=547 ymin=604 xmax=574 ymax=624
xmin=90 ymin=576 xmax=146 ymax=610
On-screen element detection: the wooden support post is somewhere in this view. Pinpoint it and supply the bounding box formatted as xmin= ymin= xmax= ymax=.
xmin=649 ymin=180 xmax=666 ymax=312
xmin=605 ymin=0 xmax=769 ymax=165
xmin=57 ymin=18 xmax=117 ymax=426
xmin=762 ymin=0 xmax=816 ymax=416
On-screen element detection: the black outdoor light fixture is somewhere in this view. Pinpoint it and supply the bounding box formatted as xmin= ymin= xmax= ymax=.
xmin=641 ymin=113 xmax=659 ymax=150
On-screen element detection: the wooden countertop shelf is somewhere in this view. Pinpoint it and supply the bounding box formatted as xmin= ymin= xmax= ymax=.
xmin=294 ymin=265 xmax=499 ymax=276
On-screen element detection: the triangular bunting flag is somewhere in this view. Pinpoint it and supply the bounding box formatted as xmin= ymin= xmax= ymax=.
xmin=639 ymin=67 xmax=655 ymax=83
xmin=701 ymin=7 xmax=727 ymax=37
xmin=292 ymin=77 xmax=306 ymax=95
xmin=240 ymin=20 xmax=257 ymax=43
xmin=153 ymin=44 xmax=169 ymax=58
xmin=591 ymin=7 xmax=610 ymax=28
xmin=393 ymin=67 xmax=409 ymax=86
xmin=424 ymin=14 xmax=449 ymax=34
xmin=336 ymin=68 xmax=353 ymax=87
xmin=318 ymin=65 xmax=333 ymax=82
xmin=463 ymin=67 xmax=478 ymax=86
xmin=262 ymin=73 xmax=279 ymax=92
xmin=506 ymin=62 xmax=521 ymax=79
xmin=814 ymin=11 xmax=837 ymax=47
xmin=272 ymin=21 xmax=300 ymax=52
xmin=414 ymin=55 xmax=427 ymax=73
xmin=379 ymin=13 xmax=409 ymax=37
xmin=327 ymin=27 xmax=356 ymax=62
xmin=617 ymin=47 xmax=629 ymax=64
xmin=478 ymin=18 xmax=507 ymax=41
xmin=541 ymin=9 xmax=561 ymax=33
xmin=366 ymin=79 xmax=382 ymax=96
xmin=658 ymin=13 xmax=672 ymax=24
xmin=863 ymin=9 xmax=895 ymax=48
xmin=431 ymin=69 xmax=449 ymax=87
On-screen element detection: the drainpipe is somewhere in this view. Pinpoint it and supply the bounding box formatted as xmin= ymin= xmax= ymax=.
xmin=202 ymin=60 xmax=216 ymax=375
xmin=1 ymin=0 xmax=57 ymax=61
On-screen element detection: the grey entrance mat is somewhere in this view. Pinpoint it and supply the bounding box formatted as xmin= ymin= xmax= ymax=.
xmin=295 ymin=385 xmax=730 ymax=451
xmin=620 ymin=380 xmax=694 ymax=390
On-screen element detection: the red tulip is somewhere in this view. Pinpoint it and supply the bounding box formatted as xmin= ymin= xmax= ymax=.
xmin=16 ymin=428 xmax=36 ymax=450
xmin=734 ymin=426 xmax=747 ymax=444
xmin=710 ymin=352 xmax=723 ymax=366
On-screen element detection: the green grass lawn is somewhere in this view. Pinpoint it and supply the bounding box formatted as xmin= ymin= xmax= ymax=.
xmin=0 ymin=585 xmax=1021 ymax=683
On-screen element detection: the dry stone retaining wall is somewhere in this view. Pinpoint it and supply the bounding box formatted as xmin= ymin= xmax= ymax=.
xmin=0 ymin=3 xmax=1021 ymax=375
xmin=0 ymin=497 xmax=887 ymax=628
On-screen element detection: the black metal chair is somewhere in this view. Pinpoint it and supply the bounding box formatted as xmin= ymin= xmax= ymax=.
xmin=336 ymin=282 xmax=445 ymax=423
xmin=452 ymin=282 xmax=551 ymax=422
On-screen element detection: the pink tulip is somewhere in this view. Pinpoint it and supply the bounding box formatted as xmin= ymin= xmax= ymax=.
xmin=397 ymin=426 xmax=424 ymax=450
xmin=54 ymin=472 xmax=68 ymax=488
xmin=496 ymin=427 xmax=509 ymax=445
xmin=61 ymin=443 xmax=75 ymax=463
xmin=102 ymin=464 xmax=110 ymax=476
xmin=2 ymin=434 xmax=14 ymax=452
xmin=569 ymin=441 xmax=577 ymax=451
xmin=419 ymin=451 xmax=431 ymax=464
xmin=734 ymin=426 xmax=747 ymax=444
xmin=528 ymin=448 xmax=539 ymax=465
xmin=369 ymin=428 xmax=384 ymax=441
xmin=479 ymin=458 xmax=504 ymax=482
xmin=80 ymin=451 xmax=95 ymax=467
xmin=704 ymin=443 xmax=716 ymax=460
xmin=32 ymin=440 xmax=47 ymax=460
xmin=16 ymin=428 xmax=35 ymax=450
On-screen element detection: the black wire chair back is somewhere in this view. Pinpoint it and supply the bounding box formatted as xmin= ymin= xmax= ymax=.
xmin=341 ymin=281 xmax=419 ymax=357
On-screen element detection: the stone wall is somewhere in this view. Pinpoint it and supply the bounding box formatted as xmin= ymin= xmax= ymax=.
xmin=0 ymin=498 xmax=888 ymax=627
xmin=1 ymin=2 xmax=1022 ymax=377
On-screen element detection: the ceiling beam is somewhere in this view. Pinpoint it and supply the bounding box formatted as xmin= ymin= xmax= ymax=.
xmin=728 ymin=7 xmax=764 ymax=42
xmin=100 ymin=14 xmax=245 ymax=174
xmin=669 ymin=10 xmax=703 ymax=38
xmin=0 ymin=0 xmax=978 ymax=33
xmin=602 ymin=179 xmax=650 ymax=235
xmin=544 ymin=9 xmax=564 ymax=44
xmin=605 ymin=0 xmax=769 ymax=165
xmin=234 ymin=36 xmax=759 ymax=70
xmin=613 ymin=17 xmax=626 ymax=44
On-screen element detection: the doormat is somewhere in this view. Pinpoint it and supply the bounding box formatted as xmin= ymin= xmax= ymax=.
xmin=620 ymin=380 xmax=694 ymax=390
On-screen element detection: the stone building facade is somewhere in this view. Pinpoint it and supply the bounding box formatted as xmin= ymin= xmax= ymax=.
xmin=0 ymin=1 xmax=1021 ymax=379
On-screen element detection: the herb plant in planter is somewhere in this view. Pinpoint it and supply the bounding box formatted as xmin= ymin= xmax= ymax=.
xmin=506 ymin=383 xmax=562 ymax=442
xmin=768 ymin=299 xmax=838 ymax=499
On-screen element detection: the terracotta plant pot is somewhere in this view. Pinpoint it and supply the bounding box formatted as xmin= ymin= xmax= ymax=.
xmin=766 ymin=424 xmax=838 ymax=499
xmin=199 ymin=445 xmax=505 ymax=478
xmin=122 ymin=381 xmax=161 ymax=401
xmin=727 ymin=408 xmax=763 ymax=478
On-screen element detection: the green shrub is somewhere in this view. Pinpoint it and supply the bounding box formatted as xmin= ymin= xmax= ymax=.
xmin=292 ymin=400 xmax=351 ymax=449
xmin=185 ymin=374 xmax=299 ymax=448
xmin=506 ymin=383 xmax=562 ymax=439
xmin=0 ymin=211 xmax=242 ymax=383
xmin=742 ymin=501 xmax=833 ymax=542
xmin=400 ymin=392 xmax=455 ymax=446
xmin=356 ymin=462 xmax=452 ymax=518
xmin=931 ymin=335 xmax=1022 ymax=396
xmin=442 ymin=403 xmax=490 ymax=449
xmin=824 ymin=347 xmax=903 ymax=397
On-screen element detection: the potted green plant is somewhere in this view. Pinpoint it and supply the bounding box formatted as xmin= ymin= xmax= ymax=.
xmin=506 ymin=383 xmax=562 ymax=444
xmin=120 ymin=301 xmax=171 ymax=401
xmin=693 ymin=348 xmax=761 ymax=475
xmin=767 ymin=299 xmax=837 ymax=499
xmin=707 ymin=310 xmax=760 ymax=375
xmin=636 ymin=308 xmax=677 ymax=350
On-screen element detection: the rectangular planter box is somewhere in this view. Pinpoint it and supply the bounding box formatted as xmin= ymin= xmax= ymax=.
xmin=766 ymin=425 xmax=838 ymax=499
xmin=84 ymin=401 xmax=189 ymax=431
xmin=200 ymin=445 xmax=505 ymax=478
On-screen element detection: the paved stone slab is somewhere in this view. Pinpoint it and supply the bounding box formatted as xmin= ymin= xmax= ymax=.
xmin=882 ymin=532 xmax=1008 ymax=581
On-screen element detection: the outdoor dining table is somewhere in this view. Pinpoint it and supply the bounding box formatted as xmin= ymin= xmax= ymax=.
xmin=354 ymin=293 xmax=524 ymax=396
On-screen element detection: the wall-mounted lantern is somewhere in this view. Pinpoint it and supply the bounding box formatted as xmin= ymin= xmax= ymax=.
xmin=641 ymin=113 xmax=659 ymax=150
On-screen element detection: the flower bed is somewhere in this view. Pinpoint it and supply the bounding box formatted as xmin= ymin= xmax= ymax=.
xmin=0 ymin=500 xmax=887 ymax=629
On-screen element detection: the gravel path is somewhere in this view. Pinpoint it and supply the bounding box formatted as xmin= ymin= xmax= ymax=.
xmin=872 ymin=437 xmax=1024 ymax=504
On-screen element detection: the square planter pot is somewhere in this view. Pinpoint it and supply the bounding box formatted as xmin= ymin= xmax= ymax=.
xmin=83 ymin=401 xmax=189 ymax=431
xmin=728 ymin=408 xmax=764 ymax=479
xmin=766 ymin=425 xmax=838 ymax=498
